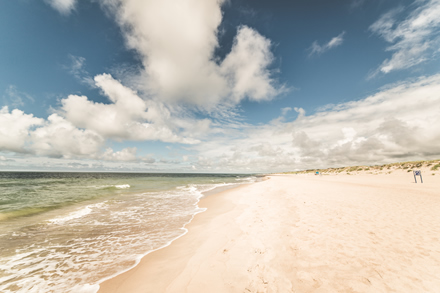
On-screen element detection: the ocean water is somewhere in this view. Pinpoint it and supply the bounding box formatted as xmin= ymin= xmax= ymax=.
xmin=0 ymin=172 xmax=258 ymax=292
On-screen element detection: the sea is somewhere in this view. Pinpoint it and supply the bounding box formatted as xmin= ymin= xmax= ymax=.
xmin=0 ymin=172 xmax=259 ymax=292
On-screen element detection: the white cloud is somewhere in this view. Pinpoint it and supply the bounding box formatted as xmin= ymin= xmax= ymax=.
xmin=285 ymin=75 xmax=440 ymax=166
xmin=308 ymin=31 xmax=345 ymax=57
xmin=0 ymin=75 xmax=202 ymax=161
xmin=66 ymin=55 xmax=95 ymax=87
xmin=2 ymin=73 xmax=439 ymax=170
xmin=101 ymin=147 xmax=138 ymax=161
xmin=0 ymin=107 xmax=43 ymax=153
xmin=62 ymin=73 xmax=199 ymax=144
xmin=45 ymin=0 xmax=77 ymax=15
xmin=99 ymin=0 xmax=281 ymax=109
xmin=189 ymin=74 xmax=440 ymax=172
xmin=69 ymin=55 xmax=85 ymax=74
xmin=6 ymin=0 xmax=281 ymax=166
xmin=370 ymin=0 xmax=440 ymax=76
xmin=30 ymin=114 xmax=104 ymax=158
xmin=221 ymin=26 xmax=281 ymax=104
xmin=3 ymin=85 xmax=34 ymax=108
xmin=281 ymin=107 xmax=292 ymax=116
xmin=0 ymin=108 xmax=159 ymax=162
xmin=7 ymin=1 xmax=440 ymax=172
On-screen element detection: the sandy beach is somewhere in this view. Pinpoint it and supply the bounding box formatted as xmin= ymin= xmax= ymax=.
xmin=98 ymin=169 xmax=440 ymax=292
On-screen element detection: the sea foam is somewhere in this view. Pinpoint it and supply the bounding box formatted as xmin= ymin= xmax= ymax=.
xmin=48 ymin=202 xmax=106 ymax=225
xmin=0 ymin=172 xmax=256 ymax=293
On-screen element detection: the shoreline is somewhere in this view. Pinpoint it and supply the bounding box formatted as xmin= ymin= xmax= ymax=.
xmin=98 ymin=172 xmax=440 ymax=292
xmin=95 ymin=179 xmax=255 ymax=292
xmin=97 ymin=181 xmax=251 ymax=292
xmin=0 ymin=173 xmax=260 ymax=293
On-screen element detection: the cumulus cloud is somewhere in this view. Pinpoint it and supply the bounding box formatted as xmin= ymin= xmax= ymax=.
xmin=3 ymin=74 xmax=439 ymax=171
xmin=308 ymin=31 xmax=345 ymax=57
xmin=285 ymin=75 xmax=440 ymax=166
xmin=221 ymin=26 xmax=281 ymax=104
xmin=11 ymin=0 xmax=440 ymax=172
xmin=0 ymin=107 xmax=163 ymax=162
xmin=189 ymin=74 xmax=440 ymax=172
xmin=2 ymin=0 xmax=282 ymax=166
xmin=30 ymin=114 xmax=104 ymax=158
xmin=99 ymin=0 xmax=281 ymax=109
xmin=45 ymin=0 xmax=77 ymax=15
xmin=0 ymin=75 xmax=201 ymax=161
xmin=62 ymin=73 xmax=200 ymax=144
xmin=369 ymin=0 xmax=440 ymax=76
xmin=0 ymin=107 xmax=43 ymax=153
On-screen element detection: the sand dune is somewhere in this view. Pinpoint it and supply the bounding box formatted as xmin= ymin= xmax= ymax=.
xmin=98 ymin=171 xmax=440 ymax=292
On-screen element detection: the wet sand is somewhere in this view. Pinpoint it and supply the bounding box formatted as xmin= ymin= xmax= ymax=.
xmin=98 ymin=170 xmax=440 ymax=292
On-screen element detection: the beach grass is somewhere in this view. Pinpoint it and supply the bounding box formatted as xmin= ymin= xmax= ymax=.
xmin=282 ymin=159 xmax=440 ymax=175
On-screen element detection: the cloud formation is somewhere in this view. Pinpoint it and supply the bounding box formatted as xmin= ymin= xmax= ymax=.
xmin=2 ymin=73 xmax=440 ymax=171
xmin=101 ymin=147 xmax=138 ymax=161
xmin=2 ymin=85 xmax=34 ymax=108
xmin=370 ymin=0 xmax=440 ymax=76
xmin=66 ymin=55 xmax=95 ymax=87
xmin=22 ymin=0 xmax=283 ymax=167
xmin=190 ymin=74 xmax=440 ymax=172
xmin=0 ymin=107 xmax=43 ymax=153
xmin=0 ymin=74 xmax=201 ymax=161
xmin=13 ymin=0 xmax=438 ymax=172
xmin=221 ymin=26 xmax=281 ymax=104
xmin=99 ymin=0 xmax=281 ymax=109
xmin=45 ymin=0 xmax=77 ymax=15
xmin=29 ymin=113 xmax=104 ymax=158
xmin=64 ymin=73 xmax=200 ymax=144
xmin=0 ymin=107 xmax=132 ymax=161
xmin=308 ymin=31 xmax=345 ymax=57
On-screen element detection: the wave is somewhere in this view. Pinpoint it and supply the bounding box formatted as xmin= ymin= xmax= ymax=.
xmin=48 ymin=202 xmax=106 ymax=225
xmin=92 ymin=184 xmax=130 ymax=190
xmin=235 ymin=176 xmax=258 ymax=182
xmin=93 ymin=177 xmax=258 ymax=290
xmin=0 ymin=175 xmax=258 ymax=293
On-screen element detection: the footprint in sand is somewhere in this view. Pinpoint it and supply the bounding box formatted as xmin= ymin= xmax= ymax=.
xmin=296 ymin=271 xmax=322 ymax=288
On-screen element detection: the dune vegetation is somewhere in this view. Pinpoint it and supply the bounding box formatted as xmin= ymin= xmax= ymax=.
xmin=284 ymin=159 xmax=440 ymax=175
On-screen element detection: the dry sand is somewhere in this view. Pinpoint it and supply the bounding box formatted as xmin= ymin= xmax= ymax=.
xmin=98 ymin=170 xmax=440 ymax=292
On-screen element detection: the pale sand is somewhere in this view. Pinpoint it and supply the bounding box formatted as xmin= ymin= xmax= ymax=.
xmin=98 ymin=171 xmax=440 ymax=292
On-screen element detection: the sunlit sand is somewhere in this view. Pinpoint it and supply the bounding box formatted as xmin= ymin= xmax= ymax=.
xmin=99 ymin=163 xmax=440 ymax=292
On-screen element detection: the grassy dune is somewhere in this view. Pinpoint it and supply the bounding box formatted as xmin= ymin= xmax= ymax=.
xmin=285 ymin=159 xmax=440 ymax=175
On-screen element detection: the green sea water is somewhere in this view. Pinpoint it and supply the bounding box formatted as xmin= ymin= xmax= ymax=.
xmin=0 ymin=172 xmax=257 ymax=292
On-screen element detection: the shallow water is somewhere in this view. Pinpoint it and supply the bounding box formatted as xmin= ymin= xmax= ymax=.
xmin=0 ymin=172 xmax=257 ymax=292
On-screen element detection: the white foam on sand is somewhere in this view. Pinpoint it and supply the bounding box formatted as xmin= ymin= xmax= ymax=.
xmin=1 ymin=176 xmax=257 ymax=293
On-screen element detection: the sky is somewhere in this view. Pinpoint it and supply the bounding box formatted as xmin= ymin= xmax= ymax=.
xmin=1 ymin=0 xmax=440 ymax=173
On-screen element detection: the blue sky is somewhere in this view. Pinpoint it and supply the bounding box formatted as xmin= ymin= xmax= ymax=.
xmin=1 ymin=0 xmax=440 ymax=172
